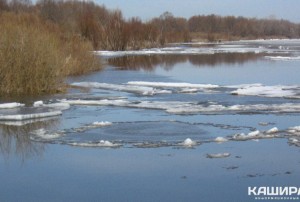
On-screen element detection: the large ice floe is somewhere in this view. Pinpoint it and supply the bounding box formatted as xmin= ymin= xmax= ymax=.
xmin=61 ymin=98 xmax=300 ymax=115
xmin=206 ymin=153 xmax=231 ymax=158
xmin=0 ymin=101 xmax=70 ymax=121
xmin=0 ymin=102 xmax=25 ymax=109
xmin=68 ymin=140 xmax=122 ymax=148
xmin=70 ymin=81 xmax=300 ymax=99
xmin=230 ymin=84 xmax=300 ymax=98
xmin=265 ymin=56 xmax=300 ymax=61
xmin=0 ymin=111 xmax=62 ymax=121
xmin=71 ymin=82 xmax=172 ymax=95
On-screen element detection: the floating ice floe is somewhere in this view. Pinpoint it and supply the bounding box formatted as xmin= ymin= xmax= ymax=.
xmin=214 ymin=137 xmax=228 ymax=142
xmin=206 ymin=152 xmax=231 ymax=158
xmin=31 ymin=128 xmax=63 ymax=139
xmin=71 ymin=82 xmax=171 ymax=95
xmin=92 ymin=121 xmax=112 ymax=127
xmin=68 ymin=140 xmax=122 ymax=148
xmin=71 ymin=121 xmax=113 ymax=133
xmin=71 ymin=81 xmax=300 ymax=99
xmin=61 ymin=99 xmax=300 ymax=115
xmin=232 ymin=131 xmax=260 ymax=141
xmin=127 ymin=81 xmax=219 ymax=89
xmin=0 ymin=102 xmax=25 ymax=109
xmin=33 ymin=101 xmax=44 ymax=107
xmin=232 ymin=129 xmax=279 ymax=141
xmin=265 ymin=127 xmax=279 ymax=134
xmin=230 ymin=84 xmax=300 ymax=98
xmin=265 ymin=56 xmax=300 ymax=61
xmin=287 ymin=126 xmax=300 ymax=136
xmin=33 ymin=101 xmax=70 ymax=111
xmin=288 ymin=138 xmax=300 ymax=147
xmin=0 ymin=117 xmax=58 ymax=126
xmin=179 ymin=138 xmax=197 ymax=147
xmin=0 ymin=111 xmax=62 ymax=121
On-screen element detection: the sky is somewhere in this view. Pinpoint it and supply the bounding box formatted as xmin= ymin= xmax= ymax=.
xmin=94 ymin=0 xmax=300 ymax=23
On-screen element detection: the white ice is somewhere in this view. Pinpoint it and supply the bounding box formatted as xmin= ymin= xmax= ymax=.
xmin=265 ymin=56 xmax=300 ymax=61
xmin=214 ymin=137 xmax=228 ymax=142
xmin=230 ymin=84 xmax=299 ymax=98
xmin=71 ymin=82 xmax=171 ymax=95
xmin=92 ymin=121 xmax=112 ymax=127
xmin=179 ymin=138 xmax=197 ymax=147
xmin=265 ymin=127 xmax=279 ymax=134
xmin=31 ymin=128 xmax=62 ymax=139
xmin=287 ymin=126 xmax=300 ymax=135
xmin=206 ymin=152 xmax=231 ymax=158
xmin=33 ymin=101 xmax=44 ymax=107
xmin=127 ymin=81 xmax=219 ymax=89
xmin=33 ymin=101 xmax=70 ymax=111
xmin=69 ymin=140 xmax=122 ymax=148
xmin=0 ymin=102 xmax=25 ymax=109
xmin=0 ymin=111 xmax=62 ymax=121
xmin=61 ymin=99 xmax=300 ymax=115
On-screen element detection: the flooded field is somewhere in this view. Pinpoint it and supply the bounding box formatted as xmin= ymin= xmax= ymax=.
xmin=1 ymin=39 xmax=300 ymax=201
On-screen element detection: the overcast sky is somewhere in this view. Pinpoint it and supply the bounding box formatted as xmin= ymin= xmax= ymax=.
xmin=95 ymin=0 xmax=300 ymax=23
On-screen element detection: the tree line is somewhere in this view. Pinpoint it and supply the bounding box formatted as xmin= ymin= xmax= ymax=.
xmin=1 ymin=0 xmax=299 ymax=51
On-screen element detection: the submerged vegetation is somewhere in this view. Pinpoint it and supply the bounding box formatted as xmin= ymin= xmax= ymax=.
xmin=0 ymin=0 xmax=300 ymax=95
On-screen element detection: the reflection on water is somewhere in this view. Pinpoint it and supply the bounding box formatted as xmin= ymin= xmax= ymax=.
xmin=0 ymin=118 xmax=59 ymax=161
xmin=107 ymin=53 xmax=264 ymax=71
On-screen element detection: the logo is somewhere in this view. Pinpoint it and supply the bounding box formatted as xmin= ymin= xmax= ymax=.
xmin=248 ymin=187 xmax=300 ymax=200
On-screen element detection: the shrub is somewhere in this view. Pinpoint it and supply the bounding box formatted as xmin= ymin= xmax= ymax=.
xmin=61 ymin=35 xmax=101 ymax=76
xmin=0 ymin=12 xmax=101 ymax=95
xmin=0 ymin=12 xmax=64 ymax=94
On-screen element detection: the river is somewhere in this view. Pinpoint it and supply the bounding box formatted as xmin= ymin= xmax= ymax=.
xmin=1 ymin=39 xmax=300 ymax=202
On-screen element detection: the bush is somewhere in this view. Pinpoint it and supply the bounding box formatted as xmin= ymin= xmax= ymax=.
xmin=61 ymin=35 xmax=101 ymax=76
xmin=0 ymin=13 xmax=64 ymax=94
xmin=0 ymin=12 xmax=101 ymax=95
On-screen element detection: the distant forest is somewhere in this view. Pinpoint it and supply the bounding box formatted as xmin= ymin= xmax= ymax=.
xmin=1 ymin=0 xmax=300 ymax=51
